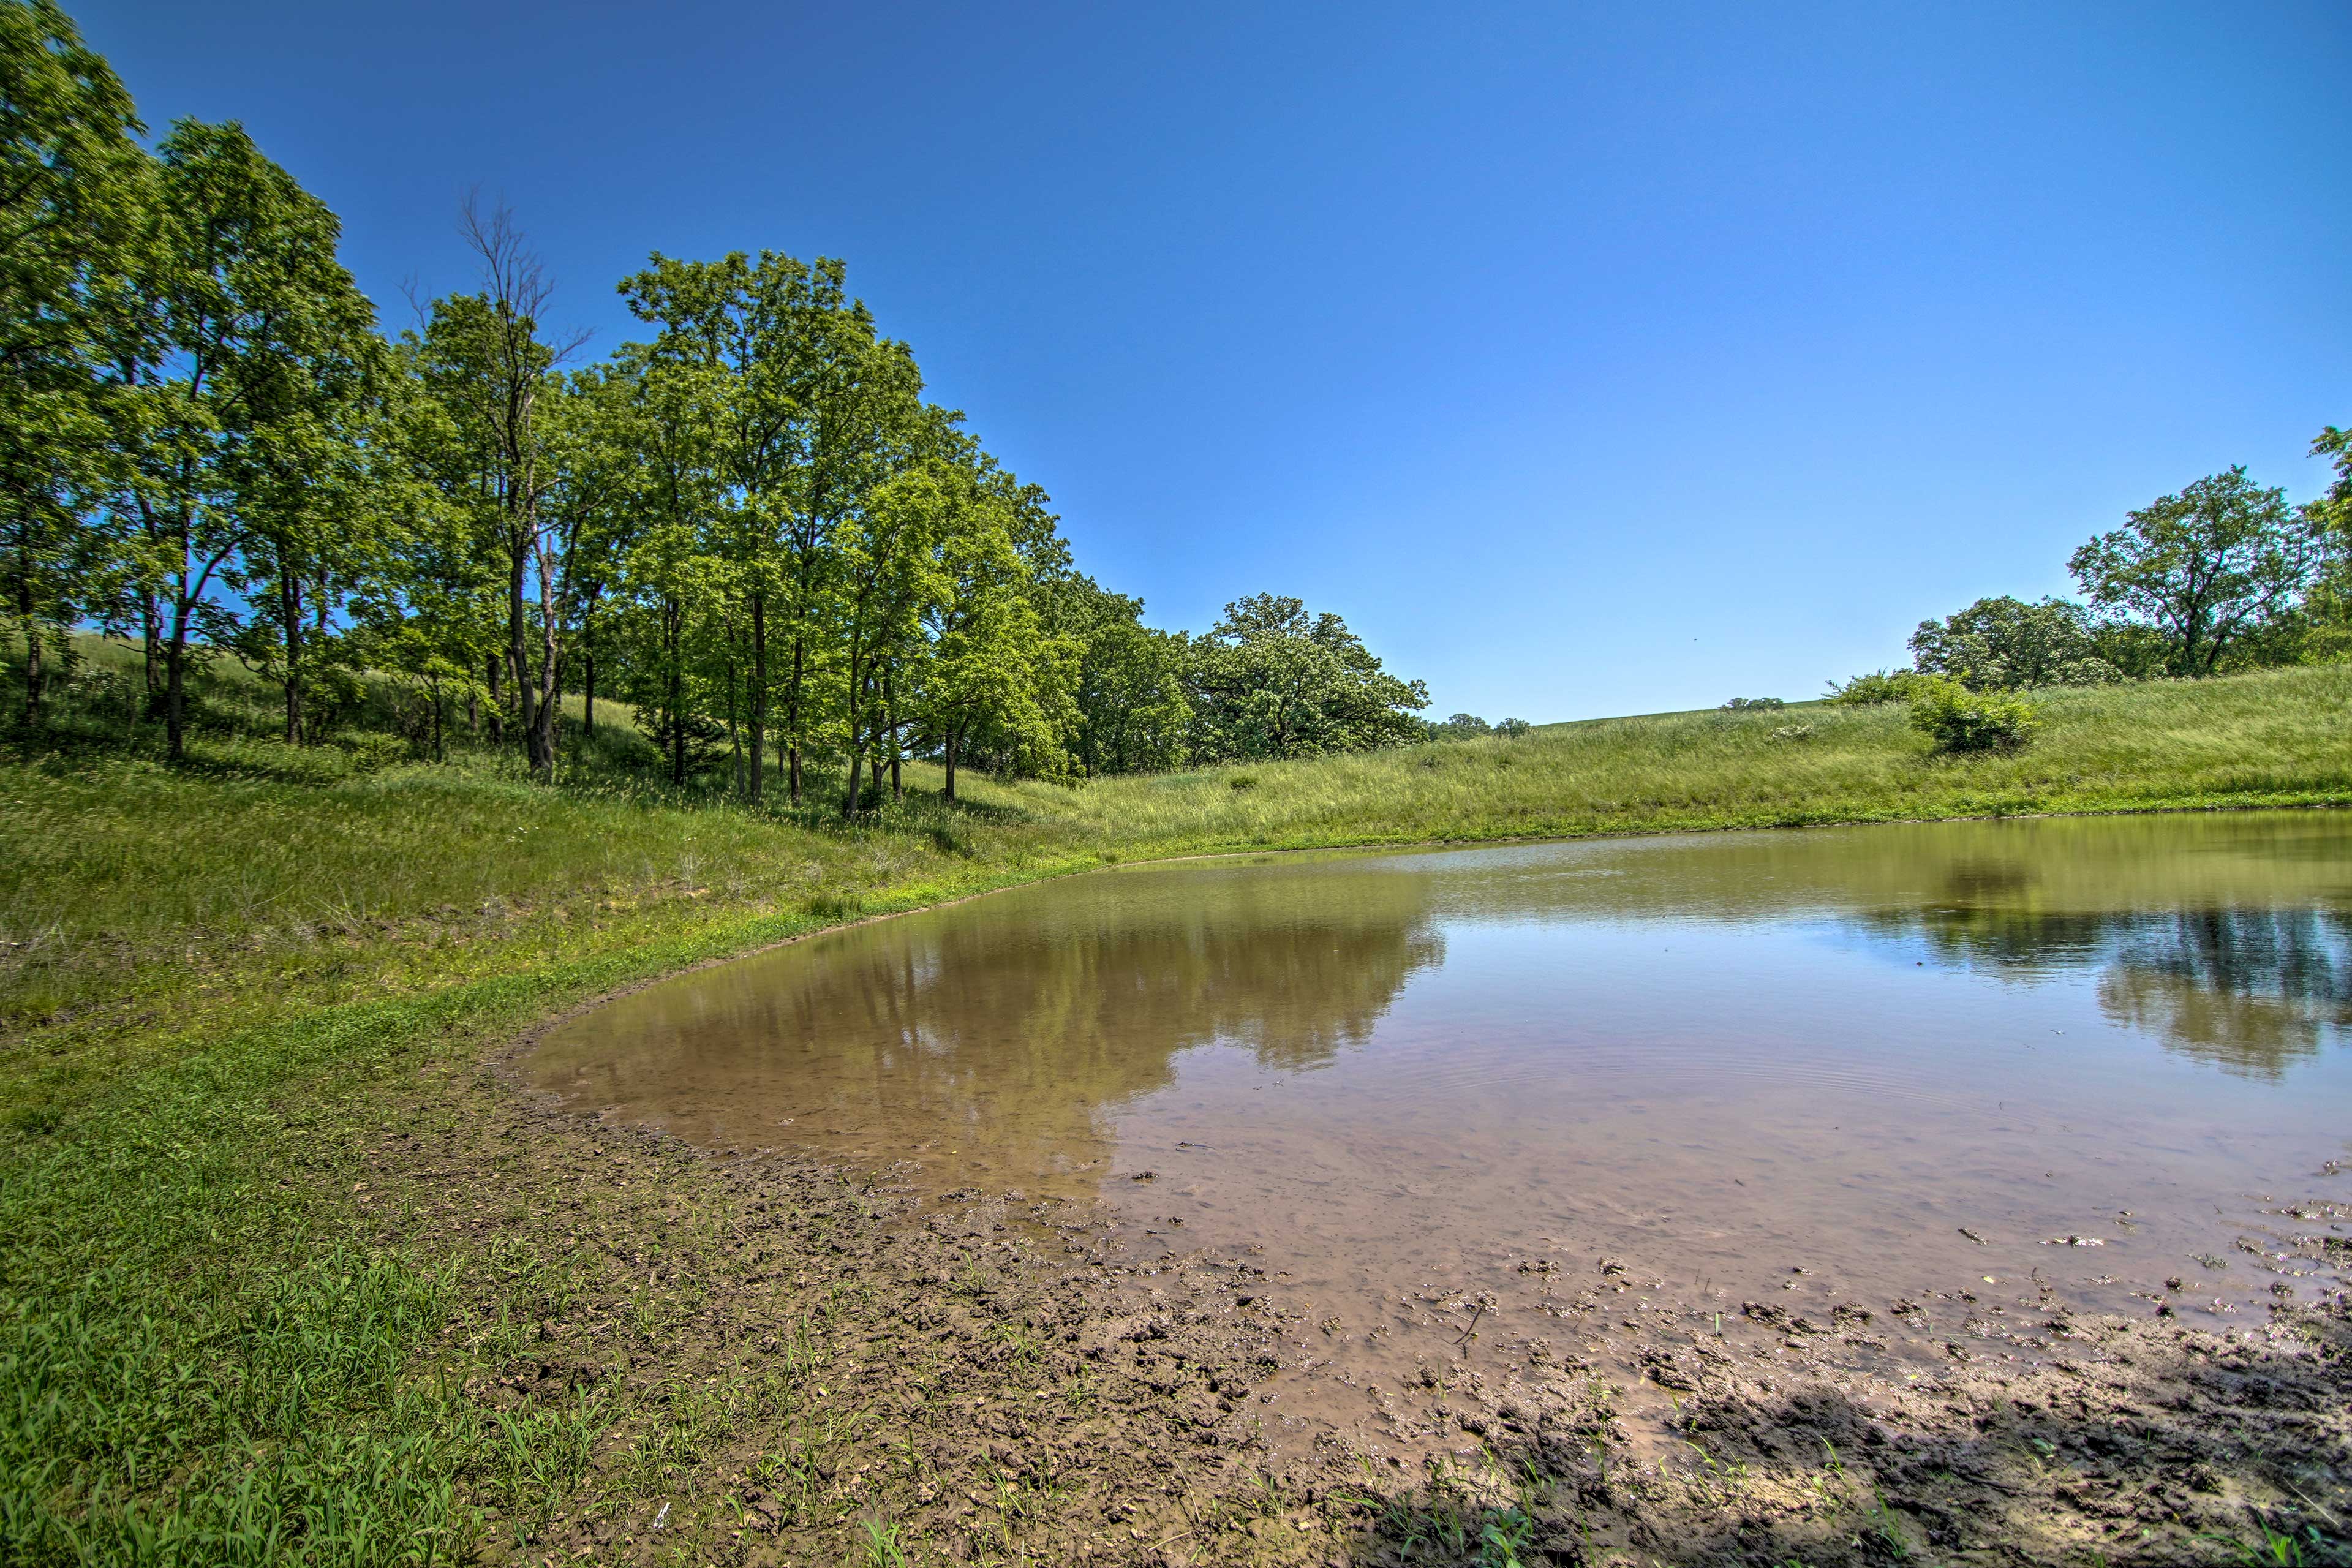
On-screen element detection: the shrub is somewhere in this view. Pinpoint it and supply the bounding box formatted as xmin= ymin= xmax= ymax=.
xmin=1826 ymin=669 xmax=1926 ymax=705
xmin=1904 ymin=675 xmax=2038 ymax=752
xmin=332 ymin=731 xmax=413 ymax=773
xmin=1227 ymin=774 xmax=1258 ymax=791
xmin=1494 ymin=717 xmax=1533 ymax=739
xmin=1721 ymin=696 xmax=1785 ymax=711
xmin=1768 ymin=723 xmax=1814 ymax=744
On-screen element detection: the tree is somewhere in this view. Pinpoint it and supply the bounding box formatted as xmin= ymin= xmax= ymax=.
xmin=411 ymin=197 xmax=588 ymax=778
xmin=1055 ymin=576 xmax=1189 ymax=777
xmin=828 ymin=461 xmax=952 ymax=816
xmin=2067 ymin=468 xmax=2322 ymax=677
xmin=1433 ymin=712 xmax=1490 ymax=739
xmin=2303 ymin=424 xmax=2352 ymax=660
xmin=112 ymin=120 xmax=385 ymax=761
xmin=1908 ymin=595 xmax=2119 ymax=690
xmin=914 ymin=462 xmax=1077 ymax=799
xmin=1183 ymin=594 xmax=1429 ymax=763
xmin=0 ymin=0 xmax=143 ymax=724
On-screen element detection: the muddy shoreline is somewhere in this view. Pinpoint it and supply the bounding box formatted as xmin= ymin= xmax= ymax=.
xmin=421 ymin=1059 xmax=2352 ymax=1566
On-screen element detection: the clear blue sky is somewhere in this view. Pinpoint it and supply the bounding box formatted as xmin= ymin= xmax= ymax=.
xmin=80 ymin=1 xmax=2351 ymax=722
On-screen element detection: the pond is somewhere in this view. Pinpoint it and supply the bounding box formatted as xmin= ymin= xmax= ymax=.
xmin=526 ymin=810 xmax=2352 ymax=1415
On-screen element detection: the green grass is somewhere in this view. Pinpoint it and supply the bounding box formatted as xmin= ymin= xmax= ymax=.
xmin=1 ymin=657 xmax=2347 ymax=1562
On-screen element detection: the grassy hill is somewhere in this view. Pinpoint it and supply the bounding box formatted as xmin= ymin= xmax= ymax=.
xmin=0 ymin=658 xmax=2345 ymax=1560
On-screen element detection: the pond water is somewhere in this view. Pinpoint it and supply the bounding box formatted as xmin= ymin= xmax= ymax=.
xmin=527 ymin=811 xmax=2352 ymax=1406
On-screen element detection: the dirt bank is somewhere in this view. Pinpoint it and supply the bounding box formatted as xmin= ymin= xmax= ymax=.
xmin=337 ymin=1047 xmax=2352 ymax=1567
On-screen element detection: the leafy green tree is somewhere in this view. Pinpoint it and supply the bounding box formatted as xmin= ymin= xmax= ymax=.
xmin=0 ymin=0 xmax=143 ymax=723
xmin=914 ymin=462 xmax=1078 ymax=798
xmin=410 ymin=198 xmax=589 ymax=778
xmin=1909 ymin=595 xmax=2119 ymax=690
xmin=2067 ymin=467 xmax=2322 ymax=677
xmin=828 ymin=460 xmax=954 ymax=816
xmin=1057 ymin=576 xmax=1189 ymax=777
xmin=1184 ymin=594 xmax=1428 ymax=763
xmin=620 ymin=251 xmax=836 ymax=799
xmin=1433 ymin=712 xmax=1491 ymax=739
xmin=111 ymin=120 xmax=385 ymax=761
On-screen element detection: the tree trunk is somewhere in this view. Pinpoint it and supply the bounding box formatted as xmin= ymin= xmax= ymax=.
xmin=485 ymin=654 xmax=503 ymax=743
xmin=748 ymin=592 xmax=766 ymax=802
xmin=164 ymin=611 xmax=189 ymax=763
xmin=840 ymin=657 xmax=865 ymax=820
xmin=527 ymin=587 xmax=560 ymax=780
xmin=885 ymin=671 xmax=901 ymax=801
xmin=666 ymin=597 xmax=686 ymax=786
xmin=141 ymin=592 xmax=162 ymax=715
xmin=277 ymin=560 xmax=304 ymax=744
xmin=785 ymin=631 xmax=805 ymax=804
xmin=507 ymin=540 xmax=534 ymax=763
xmin=15 ymin=528 xmax=39 ymax=727
xmin=944 ymin=723 xmax=960 ymax=801
xmin=582 ymin=617 xmax=596 ymax=736
xmin=725 ymin=642 xmax=742 ymax=797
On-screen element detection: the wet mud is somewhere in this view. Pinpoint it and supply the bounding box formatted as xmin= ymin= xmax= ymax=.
xmin=405 ymin=1077 xmax=2348 ymax=1566
xmin=472 ymin=815 xmax=2352 ymax=1562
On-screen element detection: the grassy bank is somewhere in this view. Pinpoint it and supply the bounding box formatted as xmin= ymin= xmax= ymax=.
xmin=2 ymin=662 xmax=2348 ymax=1563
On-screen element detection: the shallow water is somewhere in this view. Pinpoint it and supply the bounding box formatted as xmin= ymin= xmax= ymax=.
xmin=528 ymin=812 xmax=2352 ymax=1406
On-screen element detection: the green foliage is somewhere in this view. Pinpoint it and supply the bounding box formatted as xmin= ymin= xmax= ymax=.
xmin=1433 ymin=712 xmax=1493 ymax=739
xmin=2301 ymin=424 xmax=2352 ymax=660
xmin=2068 ymin=467 xmax=2323 ymax=677
xmin=1182 ymin=594 xmax=1430 ymax=763
xmin=0 ymin=20 xmax=1439 ymax=805
xmin=1909 ymin=595 xmax=2119 ymax=689
xmin=0 ymin=0 xmax=145 ymax=728
xmin=1904 ymin=674 xmax=2038 ymax=752
xmin=1721 ymin=696 xmax=1784 ymax=711
xmin=1826 ymin=669 xmax=1924 ymax=705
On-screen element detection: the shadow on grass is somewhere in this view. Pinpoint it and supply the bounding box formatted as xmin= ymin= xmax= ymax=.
xmin=1339 ymin=1307 xmax=2351 ymax=1567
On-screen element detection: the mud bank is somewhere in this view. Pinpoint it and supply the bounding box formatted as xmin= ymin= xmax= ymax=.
xmin=361 ymin=1054 xmax=2352 ymax=1567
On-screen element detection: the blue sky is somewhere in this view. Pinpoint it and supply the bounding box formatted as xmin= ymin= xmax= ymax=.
xmin=80 ymin=1 xmax=2351 ymax=722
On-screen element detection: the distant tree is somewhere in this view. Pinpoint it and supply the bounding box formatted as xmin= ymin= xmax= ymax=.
xmin=1183 ymin=594 xmax=1428 ymax=763
xmin=1494 ymin=717 xmax=1532 ymax=739
xmin=1433 ymin=712 xmax=1490 ymax=739
xmin=1721 ymin=696 xmax=1784 ymax=711
xmin=1909 ymin=595 xmax=2119 ymax=690
xmin=2067 ymin=468 xmax=2322 ymax=677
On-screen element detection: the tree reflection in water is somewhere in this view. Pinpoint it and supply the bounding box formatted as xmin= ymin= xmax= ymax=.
xmin=527 ymin=858 xmax=1444 ymax=1180
xmin=1870 ymin=893 xmax=2351 ymax=1079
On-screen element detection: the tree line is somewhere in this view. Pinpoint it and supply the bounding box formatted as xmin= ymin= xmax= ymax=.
xmin=0 ymin=2 xmax=1439 ymax=810
xmin=1836 ymin=457 xmax=2351 ymax=701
